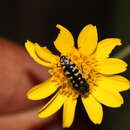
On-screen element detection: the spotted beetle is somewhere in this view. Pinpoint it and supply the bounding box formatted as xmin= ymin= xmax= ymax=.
xmin=60 ymin=56 xmax=89 ymax=94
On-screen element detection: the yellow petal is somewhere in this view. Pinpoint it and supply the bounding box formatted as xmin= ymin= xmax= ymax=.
xmin=63 ymin=96 xmax=77 ymax=128
xmin=25 ymin=40 xmax=52 ymax=67
xmin=96 ymin=58 xmax=127 ymax=74
xmin=97 ymin=75 xmax=130 ymax=92
xmin=92 ymin=87 xmax=124 ymax=108
xmin=38 ymin=93 xmax=67 ymax=118
xmin=78 ymin=24 xmax=98 ymax=56
xmin=94 ymin=38 xmax=122 ymax=60
xmin=35 ymin=43 xmax=59 ymax=64
xmin=27 ymin=78 xmax=59 ymax=100
xmin=54 ymin=24 xmax=75 ymax=55
xmin=82 ymin=95 xmax=103 ymax=124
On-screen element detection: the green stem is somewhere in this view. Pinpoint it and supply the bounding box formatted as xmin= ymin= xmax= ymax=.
xmin=113 ymin=45 xmax=130 ymax=59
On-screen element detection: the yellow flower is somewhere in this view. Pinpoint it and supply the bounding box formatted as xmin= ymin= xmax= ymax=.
xmin=25 ymin=24 xmax=130 ymax=128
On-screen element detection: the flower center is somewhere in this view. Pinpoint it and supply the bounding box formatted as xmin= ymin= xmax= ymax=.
xmin=49 ymin=50 xmax=98 ymax=97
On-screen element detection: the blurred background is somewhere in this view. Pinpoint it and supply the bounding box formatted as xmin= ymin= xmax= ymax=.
xmin=0 ymin=0 xmax=130 ymax=130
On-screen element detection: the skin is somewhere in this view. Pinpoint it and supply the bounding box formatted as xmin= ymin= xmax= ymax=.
xmin=0 ymin=39 xmax=53 ymax=130
xmin=0 ymin=39 xmax=95 ymax=130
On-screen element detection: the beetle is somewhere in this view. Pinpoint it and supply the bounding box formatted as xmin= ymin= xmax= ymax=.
xmin=60 ymin=56 xmax=89 ymax=94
